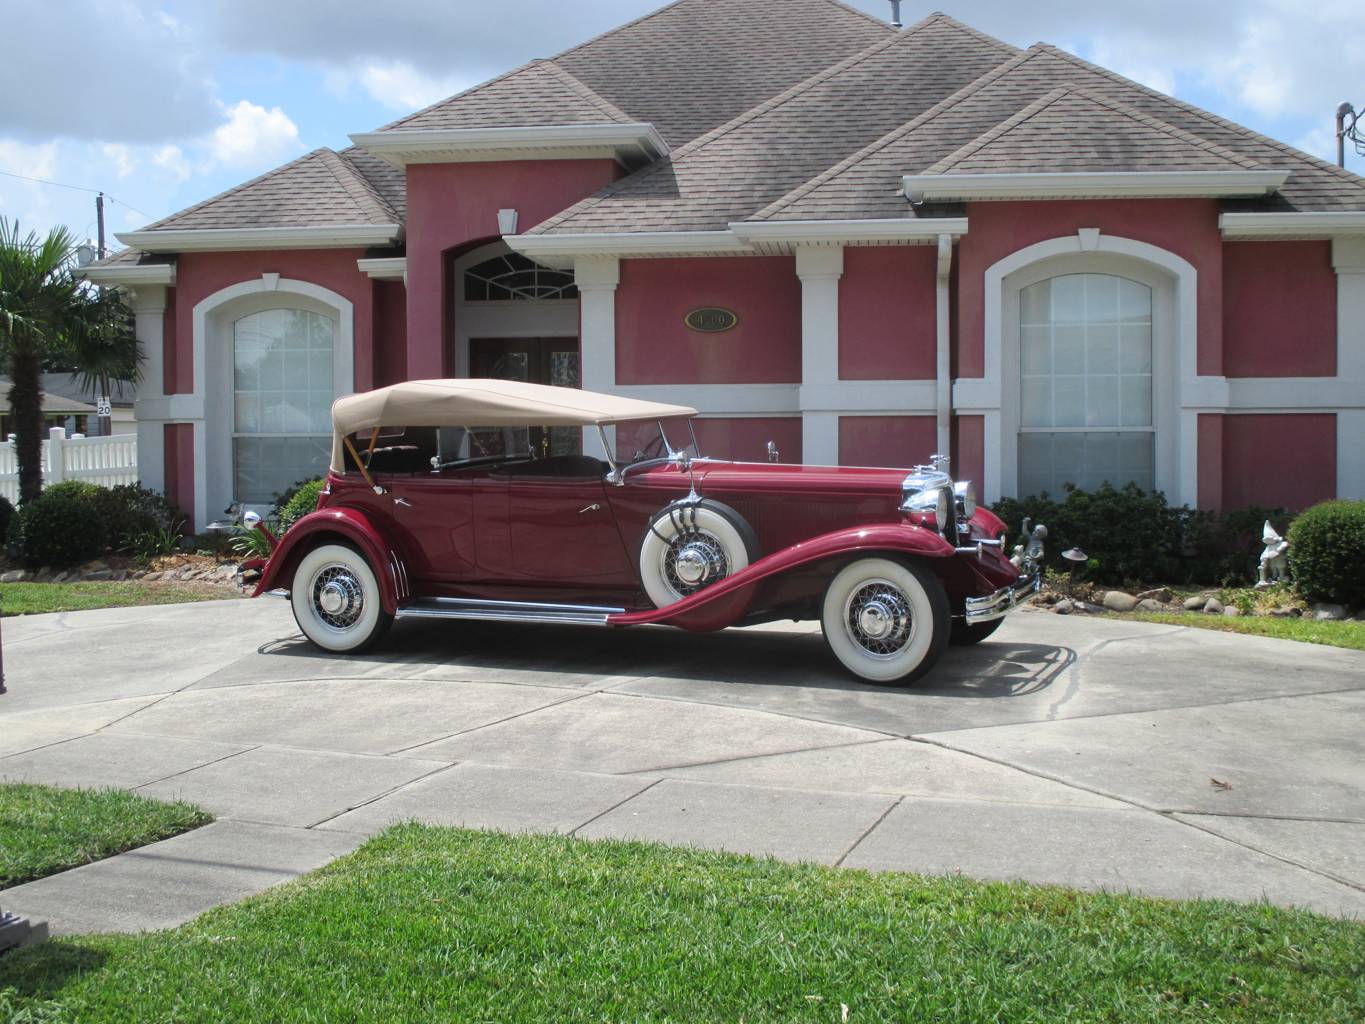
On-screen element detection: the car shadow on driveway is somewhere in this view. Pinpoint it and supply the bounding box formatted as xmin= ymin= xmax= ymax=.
xmin=242 ymin=618 xmax=1075 ymax=702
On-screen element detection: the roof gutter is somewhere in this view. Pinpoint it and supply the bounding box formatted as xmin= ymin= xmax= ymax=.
xmin=731 ymin=218 xmax=968 ymax=252
xmin=350 ymin=123 xmax=669 ymax=171
xmin=77 ymin=262 xmax=177 ymax=287
xmin=506 ymin=230 xmax=750 ymax=268
xmin=903 ymin=170 xmax=1291 ymax=203
xmin=1218 ymin=211 xmax=1365 ymax=238
xmin=117 ymin=224 xmax=404 ymax=253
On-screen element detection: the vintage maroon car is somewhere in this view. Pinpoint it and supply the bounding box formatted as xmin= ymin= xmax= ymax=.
xmin=248 ymin=380 xmax=1043 ymax=685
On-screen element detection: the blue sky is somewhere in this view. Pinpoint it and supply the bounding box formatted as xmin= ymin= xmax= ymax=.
xmin=3 ymin=0 xmax=1362 ymax=249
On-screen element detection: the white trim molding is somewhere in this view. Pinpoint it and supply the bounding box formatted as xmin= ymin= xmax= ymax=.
xmin=731 ymin=218 xmax=969 ymax=253
xmin=356 ymin=256 xmax=407 ymax=282
xmin=349 ymin=123 xmax=669 ymax=171
xmin=507 ymin=230 xmax=750 ymax=269
xmin=905 ymin=171 xmax=1290 ymax=204
xmin=1220 ymin=211 xmax=1365 ymax=239
xmin=79 ymin=261 xmax=176 ymax=287
xmin=119 ymin=225 xmax=402 ymax=253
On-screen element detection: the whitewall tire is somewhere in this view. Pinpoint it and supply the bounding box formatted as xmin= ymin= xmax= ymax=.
xmin=821 ymin=557 xmax=949 ymax=685
xmin=640 ymin=501 xmax=758 ymax=609
xmin=291 ymin=544 xmax=392 ymax=654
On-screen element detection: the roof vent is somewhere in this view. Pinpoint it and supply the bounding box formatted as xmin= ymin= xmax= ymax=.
xmin=888 ymin=0 xmax=903 ymax=28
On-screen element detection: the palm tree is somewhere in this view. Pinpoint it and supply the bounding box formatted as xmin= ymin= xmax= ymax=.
xmin=0 ymin=219 xmax=138 ymax=503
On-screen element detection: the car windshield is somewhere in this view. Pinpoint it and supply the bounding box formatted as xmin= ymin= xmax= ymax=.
xmin=614 ymin=418 xmax=701 ymax=468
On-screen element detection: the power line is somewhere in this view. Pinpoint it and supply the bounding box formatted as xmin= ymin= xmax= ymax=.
xmin=0 ymin=168 xmax=157 ymax=220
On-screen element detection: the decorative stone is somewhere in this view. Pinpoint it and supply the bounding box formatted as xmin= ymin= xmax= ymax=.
xmin=1203 ymin=598 xmax=1225 ymax=615
xmin=50 ymin=572 xmax=68 ymax=584
xmin=1182 ymin=595 xmax=1207 ymax=611
xmin=83 ymin=569 xmax=113 ymax=581
xmin=0 ymin=570 xmax=26 ymax=583
xmin=1054 ymin=599 xmax=1074 ymax=615
xmin=1268 ymin=607 xmax=1302 ymax=618
xmin=85 ymin=560 xmax=109 ymax=572
xmin=1136 ymin=599 xmax=1164 ymax=613
xmin=1138 ymin=588 xmax=1174 ymax=603
xmin=1103 ymin=591 xmax=1139 ymax=612
xmin=0 ymin=909 xmax=49 ymax=952
xmin=1074 ymin=601 xmax=1104 ymax=615
xmin=1223 ymin=606 xmax=1243 ymax=617
xmin=1311 ymin=603 xmax=1348 ymax=621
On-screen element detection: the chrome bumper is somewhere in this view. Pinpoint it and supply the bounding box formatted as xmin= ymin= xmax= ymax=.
xmin=964 ymin=573 xmax=1041 ymax=625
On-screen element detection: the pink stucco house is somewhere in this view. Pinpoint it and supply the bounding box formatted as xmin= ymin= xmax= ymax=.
xmin=86 ymin=0 xmax=1365 ymax=530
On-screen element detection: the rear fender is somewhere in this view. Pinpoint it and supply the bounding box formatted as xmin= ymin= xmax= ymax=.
xmin=251 ymin=507 xmax=408 ymax=614
xmin=609 ymin=522 xmax=956 ymax=631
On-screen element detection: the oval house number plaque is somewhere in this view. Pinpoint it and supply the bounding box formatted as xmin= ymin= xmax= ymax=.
xmin=684 ymin=307 xmax=739 ymax=333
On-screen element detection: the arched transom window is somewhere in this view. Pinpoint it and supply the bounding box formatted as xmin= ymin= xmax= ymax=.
xmin=463 ymin=252 xmax=579 ymax=302
xmin=1018 ymin=273 xmax=1154 ymax=497
xmin=232 ymin=308 xmax=334 ymax=504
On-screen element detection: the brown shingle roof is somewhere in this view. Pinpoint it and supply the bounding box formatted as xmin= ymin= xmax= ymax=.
xmin=757 ymin=45 xmax=1365 ymax=222
xmin=553 ymin=0 xmax=897 ymax=146
xmin=529 ymin=14 xmax=1018 ymax=235
xmin=922 ymin=86 xmax=1264 ymax=175
xmin=380 ymin=59 xmax=635 ymax=132
xmin=135 ymin=148 xmax=400 ymax=233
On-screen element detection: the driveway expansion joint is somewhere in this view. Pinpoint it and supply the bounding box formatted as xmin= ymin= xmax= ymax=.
xmin=570 ymin=778 xmax=664 ymax=837
xmin=835 ymin=795 xmax=904 ymax=867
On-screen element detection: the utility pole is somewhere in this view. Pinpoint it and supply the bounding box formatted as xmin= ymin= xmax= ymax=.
xmin=96 ymin=191 xmax=106 ymax=260
xmin=1338 ymin=102 xmax=1360 ymax=168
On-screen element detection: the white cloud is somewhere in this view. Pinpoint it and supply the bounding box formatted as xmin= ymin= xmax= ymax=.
xmin=102 ymin=144 xmax=136 ymax=179
xmin=208 ymin=101 xmax=305 ymax=170
xmin=152 ymin=145 xmax=192 ymax=183
xmin=356 ymin=61 xmax=475 ymax=111
xmin=0 ymin=139 xmax=60 ymax=222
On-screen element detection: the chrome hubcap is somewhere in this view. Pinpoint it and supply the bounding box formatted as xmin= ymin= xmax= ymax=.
xmin=674 ymin=542 xmax=722 ymax=587
xmin=311 ymin=564 xmax=364 ymax=630
xmin=845 ymin=580 xmax=913 ymax=658
xmin=663 ymin=528 xmax=730 ymax=598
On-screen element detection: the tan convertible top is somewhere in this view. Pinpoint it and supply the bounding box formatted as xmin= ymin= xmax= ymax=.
xmin=333 ymin=379 xmax=697 ymax=434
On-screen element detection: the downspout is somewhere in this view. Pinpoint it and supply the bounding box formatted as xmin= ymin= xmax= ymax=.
xmin=935 ymin=233 xmax=953 ymax=459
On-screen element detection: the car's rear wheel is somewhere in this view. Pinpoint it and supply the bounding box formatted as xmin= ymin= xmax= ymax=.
xmin=950 ymin=617 xmax=1006 ymax=646
xmin=821 ymin=557 xmax=949 ymax=685
xmin=639 ymin=500 xmax=759 ymax=608
xmin=290 ymin=543 xmax=392 ymax=654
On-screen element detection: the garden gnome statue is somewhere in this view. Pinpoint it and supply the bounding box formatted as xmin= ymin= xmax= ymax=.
xmin=1257 ymin=521 xmax=1290 ymax=588
xmin=1011 ymin=519 xmax=1049 ymax=572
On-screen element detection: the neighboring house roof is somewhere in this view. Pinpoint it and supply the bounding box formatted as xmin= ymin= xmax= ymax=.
xmin=529 ymin=14 xmax=1017 ymax=235
xmin=131 ymin=147 xmax=399 ymax=233
xmin=754 ymin=45 xmax=1365 ymax=223
xmin=382 ymin=59 xmax=636 ymax=132
xmin=0 ymin=375 xmax=135 ymax=416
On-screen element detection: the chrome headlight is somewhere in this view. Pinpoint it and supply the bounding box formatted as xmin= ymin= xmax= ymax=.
xmin=954 ymin=481 xmax=977 ymax=521
xmin=903 ymin=485 xmax=952 ymax=535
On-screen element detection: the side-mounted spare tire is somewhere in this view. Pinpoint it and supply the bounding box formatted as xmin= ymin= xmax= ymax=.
xmin=639 ymin=499 xmax=760 ymax=608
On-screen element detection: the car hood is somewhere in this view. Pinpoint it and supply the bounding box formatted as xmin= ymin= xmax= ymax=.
xmin=689 ymin=460 xmax=909 ymax=500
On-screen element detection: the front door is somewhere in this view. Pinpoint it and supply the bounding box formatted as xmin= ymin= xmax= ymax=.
xmin=470 ymin=337 xmax=582 ymax=457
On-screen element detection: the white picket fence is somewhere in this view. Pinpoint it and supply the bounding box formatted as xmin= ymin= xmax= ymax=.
xmin=0 ymin=427 xmax=139 ymax=503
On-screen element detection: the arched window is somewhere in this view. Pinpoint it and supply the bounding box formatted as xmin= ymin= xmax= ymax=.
xmin=1018 ymin=273 xmax=1154 ymax=497
xmin=463 ymin=252 xmax=578 ymax=302
xmin=232 ymin=308 xmax=334 ymax=504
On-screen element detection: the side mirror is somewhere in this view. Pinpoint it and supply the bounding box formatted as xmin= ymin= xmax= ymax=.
xmin=767 ymin=441 xmax=780 ymax=463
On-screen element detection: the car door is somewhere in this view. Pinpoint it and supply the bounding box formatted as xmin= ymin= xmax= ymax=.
xmin=501 ymin=462 xmax=635 ymax=586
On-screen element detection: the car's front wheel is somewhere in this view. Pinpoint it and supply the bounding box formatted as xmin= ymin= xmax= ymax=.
xmin=821 ymin=557 xmax=949 ymax=685
xmin=290 ymin=543 xmax=392 ymax=654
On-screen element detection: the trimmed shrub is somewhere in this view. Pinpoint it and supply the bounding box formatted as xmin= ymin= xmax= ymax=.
xmin=277 ymin=479 xmax=327 ymax=533
xmin=92 ymin=484 xmax=182 ymax=553
xmin=8 ymin=481 xmax=106 ymax=569
xmin=991 ymin=483 xmax=1288 ymax=587
xmin=0 ymin=495 xmax=14 ymax=547
xmin=1288 ymin=500 xmax=1365 ymax=607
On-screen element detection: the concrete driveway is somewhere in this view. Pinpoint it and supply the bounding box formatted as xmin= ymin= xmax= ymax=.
xmin=3 ymin=597 xmax=1363 ymax=933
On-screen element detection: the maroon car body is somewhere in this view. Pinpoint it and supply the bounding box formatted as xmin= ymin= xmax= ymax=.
xmin=249 ymin=380 xmax=1041 ymax=685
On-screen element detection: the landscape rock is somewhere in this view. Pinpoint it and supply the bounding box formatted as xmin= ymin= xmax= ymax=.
xmin=82 ymin=569 xmax=113 ymax=581
xmin=1103 ymin=591 xmax=1139 ymax=612
xmin=1311 ymin=603 xmax=1348 ymax=621
xmin=1182 ymin=595 xmax=1207 ymax=611
xmin=1136 ymin=599 xmax=1164 ymax=613
xmin=1074 ymin=601 xmax=1104 ymax=615
xmin=1268 ymin=607 xmax=1302 ymax=618
xmin=1223 ymin=607 xmax=1243 ymax=617
xmin=1138 ymin=588 xmax=1174 ymax=603
xmin=50 ymin=572 xmax=68 ymax=584
xmin=1053 ymin=599 xmax=1074 ymax=615
xmin=0 ymin=570 xmax=27 ymax=583
xmin=213 ymin=564 xmax=238 ymax=580
xmin=1203 ymin=598 xmax=1225 ymax=615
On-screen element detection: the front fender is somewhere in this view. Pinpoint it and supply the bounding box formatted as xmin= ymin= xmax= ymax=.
xmin=251 ymin=506 xmax=406 ymax=614
xmin=609 ymin=522 xmax=956 ymax=631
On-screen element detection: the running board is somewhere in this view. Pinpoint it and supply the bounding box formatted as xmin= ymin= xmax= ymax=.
xmin=394 ymin=596 xmax=625 ymax=627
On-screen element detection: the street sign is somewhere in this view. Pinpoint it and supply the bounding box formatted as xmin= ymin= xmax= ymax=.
xmin=96 ymin=396 xmax=113 ymax=418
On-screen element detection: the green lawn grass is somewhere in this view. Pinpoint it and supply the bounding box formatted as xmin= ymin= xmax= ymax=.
xmin=0 ymin=783 xmax=212 ymax=889
xmin=2 ymin=825 xmax=1361 ymax=1023
xmin=0 ymin=581 xmax=228 ymax=617
xmin=1128 ymin=611 xmax=1365 ymax=651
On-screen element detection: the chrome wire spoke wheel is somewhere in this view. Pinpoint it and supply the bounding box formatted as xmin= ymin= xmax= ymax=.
xmin=843 ymin=579 xmax=913 ymax=658
xmin=663 ymin=528 xmax=731 ymax=599
xmin=290 ymin=544 xmax=391 ymax=654
xmin=310 ymin=564 xmax=365 ymax=631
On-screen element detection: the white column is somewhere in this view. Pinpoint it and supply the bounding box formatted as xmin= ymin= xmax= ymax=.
xmin=575 ymin=256 xmax=620 ymax=459
xmin=1334 ymin=238 xmax=1365 ymax=498
xmin=129 ymin=286 xmax=168 ymax=494
xmin=935 ymin=234 xmax=953 ymax=460
xmin=796 ymin=246 xmax=844 ymax=465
